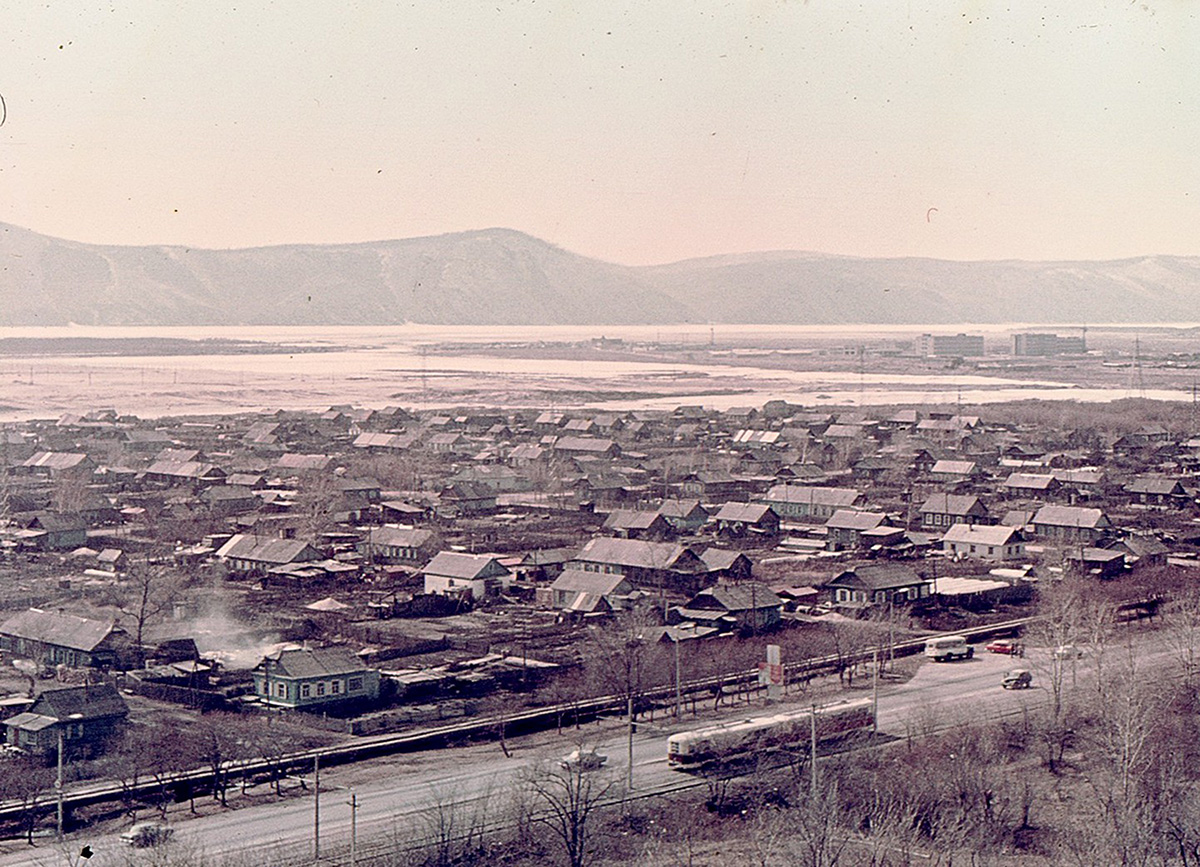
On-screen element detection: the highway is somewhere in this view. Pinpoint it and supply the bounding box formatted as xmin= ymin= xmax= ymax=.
xmin=0 ymin=637 xmax=1162 ymax=867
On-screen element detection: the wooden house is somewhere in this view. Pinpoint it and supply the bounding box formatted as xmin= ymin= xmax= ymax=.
xmin=0 ymin=609 xmax=130 ymax=670
xmin=252 ymin=646 xmax=380 ymax=710
xmin=422 ymin=552 xmax=512 ymax=600
xmin=3 ymin=684 xmax=128 ymax=759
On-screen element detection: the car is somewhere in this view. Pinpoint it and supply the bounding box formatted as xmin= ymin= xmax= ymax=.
xmin=986 ymin=639 xmax=1023 ymax=656
xmin=1054 ymin=644 xmax=1085 ymax=660
xmin=119 ymin=822 xmax=173 ymax=848
xmin=559 ymin=748 xmax=608 ymax=771
xmin=1001 ymin=669 xmax=1033 ymax=689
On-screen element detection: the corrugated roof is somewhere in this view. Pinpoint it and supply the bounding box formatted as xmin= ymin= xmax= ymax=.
xmin=942 ymin=524 xmax=1020 ymax=546
xmin=550 ymin=569 xmax=631 ymax=596
xmin=1033 ymin=505 xmax=1108 ymax=529
xmin=0 ymin=609 xmax=121 ymax=652
xmin=764 ymin=485 xmax=860 ymax=507
xmin=423 ymin=551 xmax=509 ymax=581
xmin=216 ymin=534 xmax=319 ymax=564
xmin=575 ymin=537 xmax=690 ymax=570
xmin=259 ymin=646 xmax=368 ymax=679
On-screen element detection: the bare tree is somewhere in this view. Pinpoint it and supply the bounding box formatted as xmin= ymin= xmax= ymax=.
xmin=415 ymin=783 xmax=495 ymax=867
xmin=1166 ymin=589 xmax=1200 ymax=687
xmin=0 ymin=755 xmax=54 ymax=844
xmin=521 ymin=761 xmax=616 ymax=867
xmin=108 ymin=558 xmax=185 ymax=660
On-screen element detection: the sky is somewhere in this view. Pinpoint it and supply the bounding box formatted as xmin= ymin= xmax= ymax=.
xmin=1 ymin=1 xmax=1197 ymax=266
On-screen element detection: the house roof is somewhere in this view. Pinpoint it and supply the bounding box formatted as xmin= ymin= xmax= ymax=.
xmin=1032 ymin=505 xmax=1109 ymax=529
xmin=714 ymin=502 xmax=774 ymax=523
xmin=276 ymin=453 xmax=332 ymax=471
xmin=763 ymin=485 xmax=861 ymax=507
xmin=920 ymin=494 xmax=987 ymax=517
xmin=32 ymin=512 xmax=86 ymax=533
xmin=930 ymin=460 xmax=976 ymax=475
xmin=145 ymin=459 xmax=225 ymax=479
xmin=688 ymin=583 xmax=782 ymax=612
xmin=698 ymin=547 xmax=749 ymax=572
xmin=574 ymin=537 xmax=694 ymax=571
xmin=1004 ymin=473 xmax=1057 ymax=490
xmin=257 ymin=646 xmax=368 ymax=679
xmin=942 ymin=524 xmax=1020 ymax=546
xmin=1124 ymin=477 xmax=1186 ymax=495
xmin=831 ymin=563 xmax=927 ymax=591
xmin=826 ymin=510 xmax=888 ymax=531
xmin=3 ymin=712 xmax=59 ymax=732
xmin=1001 ymin=509 xmax=1037 ymax=527
xmin=22 ymin=452 xmax=90 ymax=470
xmin=602 ymin=509 xmax=664 ymax=531
xmin=367 ymin=527 xmax=434 ymax=549
xmin=519 ymin=547 xmax=579 ymax=567
xmin=423 ymin=551 xmax=510 ymax=581
xmin=216 ymin=534 xmax=319 ymax=565
xmin=554 ymin=436 xmax=618 ymax=453
xmin=657 ymin=499 xmax=707 ymax=519
xmin=548 ymin=569 xmax=631 ymax=596
xmin=27 ymin=684 xmax=128 ymax=721
xmin=0 ymin=608 xmax=123 ymax=653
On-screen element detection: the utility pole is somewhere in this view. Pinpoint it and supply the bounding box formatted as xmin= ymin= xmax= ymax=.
xmin=627 ymin=695 xmax=635 ymax=791
xmin=56 ymin=728 xmax=64 ymax=839
xmin=348 ymin=789 xmax=358 ymax=867
xmin=313 ymin=754 xmax=321 ymax=863
xmin=872 ymin=649 xmax=879 ymax=735
xmin=673 ymin=632 xmax=682 ymax=719
xmin=810 ymin=703 xmax=819 ymax=799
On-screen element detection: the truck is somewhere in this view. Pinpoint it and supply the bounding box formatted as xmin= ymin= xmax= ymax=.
xmin=924 ymin=635 xmax=974 ymax=662
xmin=666 ymin=698 xmax=874 ymax=769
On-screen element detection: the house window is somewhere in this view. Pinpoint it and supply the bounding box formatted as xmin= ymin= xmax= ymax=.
xmin=331 ymin=680 xmax=341 ymax=695
xmin=301 ymin=684 xmax=311 ymax=698
xmin=317 ymin=683 xmax=326 ymax=696
xmin=348 ymin=677 xmax=364 ymax=692
xmin=836 ymin=588 xmax=849 ymax=602
xmin=276 ymin=683 xmax=286 ymax=698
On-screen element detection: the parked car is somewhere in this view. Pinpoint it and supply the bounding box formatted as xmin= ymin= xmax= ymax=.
xmin=119 ymin=822 xmax=173 ymax=848
xmin=1001 ymin=669 xmax=1033 ymax=689
xmin=559 ymin=748 xmax=608 ymax=771
xmin=1054 ymin=644 xmax=1085 ymax=660
xmin=986 ymin=639 xmax=1023 ymax=656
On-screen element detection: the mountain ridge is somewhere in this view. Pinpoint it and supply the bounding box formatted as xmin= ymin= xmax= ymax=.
xmin=2 ymin=222 xmax=1199 ymax=326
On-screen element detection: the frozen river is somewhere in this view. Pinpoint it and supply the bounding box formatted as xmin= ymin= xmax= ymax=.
xmin=0 ymin=324 xmax=1191 ymax=420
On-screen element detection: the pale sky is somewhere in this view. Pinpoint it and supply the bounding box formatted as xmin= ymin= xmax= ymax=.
xmin=1 ymin=1 xmax=1196 ymax=265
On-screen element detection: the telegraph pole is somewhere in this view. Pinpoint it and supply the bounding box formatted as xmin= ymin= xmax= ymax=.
xmin=348 ymin=789 xmax=358 ymax=867
xmin=673 ymin=632 xmax=682 ymax=718
xmin=313 ymin=754 xmax=320 ymax=863
xmin=810 ymin=703 xmax=819 ymax=799
xmin=56 ymin=728 xmax=64 ymax=839
xmin=872 ymin=649 xmax=879 ymax=735
xmin=627 ymin=695 xmax=635 ymax=790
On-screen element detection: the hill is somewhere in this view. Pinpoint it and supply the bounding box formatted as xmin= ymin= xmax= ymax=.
xmin=2 ymin=223 xmax=1199 ymax=325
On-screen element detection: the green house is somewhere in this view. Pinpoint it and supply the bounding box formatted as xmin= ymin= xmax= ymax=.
xmin=252 ymin=646 xmax=380 ymax=710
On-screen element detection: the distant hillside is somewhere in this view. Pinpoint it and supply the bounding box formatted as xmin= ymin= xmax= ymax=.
xmin=2 ymin=222 xmax=1199 ymax=326
xmin=640 ymin=253 xmax=1200 ymax=324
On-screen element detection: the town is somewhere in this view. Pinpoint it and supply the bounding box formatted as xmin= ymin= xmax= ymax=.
xmin=0 ymin=390 xmax=1196 ymax=864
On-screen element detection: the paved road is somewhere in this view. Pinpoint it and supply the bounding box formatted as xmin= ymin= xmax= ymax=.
xmin=0 ymin=637 xmax=1168 ymax=867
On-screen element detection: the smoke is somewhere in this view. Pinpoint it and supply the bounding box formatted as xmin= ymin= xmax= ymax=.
xmin=187 ymin=592 xmax=290 ymax=671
